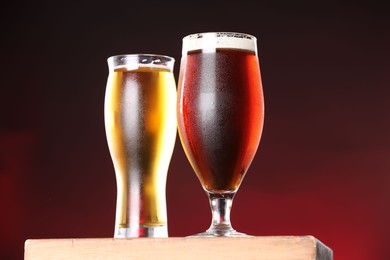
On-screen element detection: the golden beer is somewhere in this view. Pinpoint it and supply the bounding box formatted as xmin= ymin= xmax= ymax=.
xmin=104 ymin=55 xmax=176 ymax=238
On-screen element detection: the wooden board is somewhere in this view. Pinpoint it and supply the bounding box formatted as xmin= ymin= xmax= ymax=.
xmin=25 ymin=236 xmax=333 ymax=260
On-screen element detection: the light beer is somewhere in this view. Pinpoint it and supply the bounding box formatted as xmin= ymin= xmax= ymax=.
xmin=104 ymin=55 xmax=176 ymax=238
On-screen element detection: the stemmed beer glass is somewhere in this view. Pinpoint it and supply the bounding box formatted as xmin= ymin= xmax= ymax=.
xmin=177 ymin=32 xmax=265 ymax=237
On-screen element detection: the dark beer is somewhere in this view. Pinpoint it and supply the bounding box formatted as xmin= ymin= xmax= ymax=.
xmin=177 ymin=48 xmax=264 ymax=193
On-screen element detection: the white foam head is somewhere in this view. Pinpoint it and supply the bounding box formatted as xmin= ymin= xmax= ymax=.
xmin=182 ymin=32 xmax=258 ymax=55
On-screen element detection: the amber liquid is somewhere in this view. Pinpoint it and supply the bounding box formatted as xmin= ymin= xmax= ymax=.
xmin=104 ymin=66 xmax=176 ymax=233
xmin=177 ymin=48 xmax=264 ymax=193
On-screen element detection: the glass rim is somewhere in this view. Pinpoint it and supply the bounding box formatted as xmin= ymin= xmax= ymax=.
xmin=107 ymin=54 xmax=175 ymax=71
xmin=182 ymin=32 xmax=257 ymax=41
xmin=107 ymin=53 xmax=175 ymax=62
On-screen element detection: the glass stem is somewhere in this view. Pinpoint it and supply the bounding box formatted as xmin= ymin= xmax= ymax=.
xmin=207 ymin=192 xmax=236 ymax=235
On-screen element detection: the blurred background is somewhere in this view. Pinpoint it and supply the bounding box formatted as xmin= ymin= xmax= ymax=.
xmin=1 ymin=0 xmax=389 ymax=259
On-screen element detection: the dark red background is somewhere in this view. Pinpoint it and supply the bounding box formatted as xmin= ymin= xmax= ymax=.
xmin=1 ymin=1 xmax=389 ymax=259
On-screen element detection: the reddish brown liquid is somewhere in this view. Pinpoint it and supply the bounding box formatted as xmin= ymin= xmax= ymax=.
xmin=177 ymin=48 xmax=264 ymax=193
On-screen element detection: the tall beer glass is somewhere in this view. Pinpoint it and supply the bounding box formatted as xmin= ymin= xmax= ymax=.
xmin=177 ymin=32 xmax=264 ymax=236
xmin=104 ymin=54 xmax=176 ymax=238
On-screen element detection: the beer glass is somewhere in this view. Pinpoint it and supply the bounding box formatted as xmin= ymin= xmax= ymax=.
xmin=177 ymin=32 xmax=265 ymax=236
xmin=104 ymin=54 xmax=177 ymax=238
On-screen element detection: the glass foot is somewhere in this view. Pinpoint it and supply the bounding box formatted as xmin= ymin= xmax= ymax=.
xmin=187 ymin=225 xmax=253 ymax=237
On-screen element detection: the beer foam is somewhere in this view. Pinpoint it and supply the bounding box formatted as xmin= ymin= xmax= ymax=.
xmin=182 ymin=32 xmax=257 ymax=55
